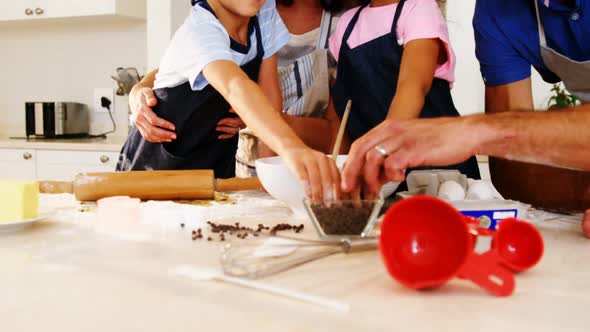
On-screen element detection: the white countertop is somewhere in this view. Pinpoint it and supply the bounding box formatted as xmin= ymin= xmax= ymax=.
xmin=0 ymin=136 xmax=126 ymax=152
xmin=0 ymin=192 xmax=588 ymax=331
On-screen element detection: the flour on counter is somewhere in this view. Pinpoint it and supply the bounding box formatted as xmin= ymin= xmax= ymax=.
xmin=41 ymin=190 xmax=296 ymax=236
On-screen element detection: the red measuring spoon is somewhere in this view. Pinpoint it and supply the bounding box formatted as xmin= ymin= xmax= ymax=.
xmin=464 ymin=216 xmax=544 ymax=272
xmin=380 ymin=196 xmax=515 ymax=297
xmin=493 ymin=218 xmax=544 ymax=272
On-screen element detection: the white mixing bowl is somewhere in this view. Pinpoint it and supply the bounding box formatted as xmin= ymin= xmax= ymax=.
xmin=255 ymin=155 xmax=399 ymax=216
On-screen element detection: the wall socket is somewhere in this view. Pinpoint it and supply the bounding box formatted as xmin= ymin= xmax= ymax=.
xmin=94 ymin=88 xmax=115 ymax=113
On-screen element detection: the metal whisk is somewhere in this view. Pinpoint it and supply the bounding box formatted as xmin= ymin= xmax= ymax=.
xmin=220 ymin=233 xmax=378 ymax=279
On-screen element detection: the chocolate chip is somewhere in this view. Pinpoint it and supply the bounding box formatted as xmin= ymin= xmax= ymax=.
xmin=311 ymin=201 xmax=373 ymax=235
xmin=199 ymin=221 xmax=304 ymax=242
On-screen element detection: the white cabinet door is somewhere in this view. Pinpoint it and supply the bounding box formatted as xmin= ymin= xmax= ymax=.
xmin=0 ymin=0 xmax=145 ymax=21
xmin=37 ymin=150 xmax=120 ymax=181
xmin=40 ymin=0 xmax=145 ymax=19
xmin=0 ymin=149 xmax=37 ymax=179
xmin=0 ymin=1 xmax=36 ymax=21
xmin=42 ymin=0 xmax=114 ymax=19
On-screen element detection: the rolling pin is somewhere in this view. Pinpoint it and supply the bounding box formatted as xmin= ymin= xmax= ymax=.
xmin=38 ymin=170 xmax=262 ymax=201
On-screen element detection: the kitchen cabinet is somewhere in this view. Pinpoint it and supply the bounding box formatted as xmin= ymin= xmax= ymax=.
xmin=0 ymin=0 xmax=145 ymax=22
xmin=0 ymin=148 xmax=119 ymax=181
xmin=0 ymin=149 xmax=37 ymax=179
xmin=36 ymin=150 xmax=119 ymax=181
xmin=0 ymin=2 xmax=37 ymax=21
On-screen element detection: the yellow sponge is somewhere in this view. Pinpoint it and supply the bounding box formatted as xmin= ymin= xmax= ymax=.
xmin=0 ymin=180 xmax=39 ymax=222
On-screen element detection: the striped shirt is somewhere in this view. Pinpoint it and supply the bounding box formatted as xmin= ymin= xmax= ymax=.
xmin=154 ymin=0 xmax=290 ymax=91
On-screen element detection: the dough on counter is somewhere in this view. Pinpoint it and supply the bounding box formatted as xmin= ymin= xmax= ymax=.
xmin=174 ymin=192 xmax=234 ymax=206
xmin=0 ymin=180 xmax=39 ymax=222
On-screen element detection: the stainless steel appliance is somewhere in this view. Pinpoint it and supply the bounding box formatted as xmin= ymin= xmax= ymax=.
xmin=25 ymin=102 xmax=89 ymax=138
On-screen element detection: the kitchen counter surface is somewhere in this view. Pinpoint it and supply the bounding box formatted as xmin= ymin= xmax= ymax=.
xmin=1 ymin=192 xmax=588 ymax=332
xmin=0 ymin=136 xmax=126 ymax=152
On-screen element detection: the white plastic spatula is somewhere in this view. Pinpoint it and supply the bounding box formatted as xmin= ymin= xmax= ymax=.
xmin=171 ymin=265 xmax=349 ymax=312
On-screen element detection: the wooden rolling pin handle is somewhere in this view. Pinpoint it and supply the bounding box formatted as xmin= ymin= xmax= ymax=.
xmin=38 ymin=181 xmax=74 ymax=194
xmin=40 ymin=171 xmax=261 ymax=201
xmin=73 ymin=170 xmax=216 ymax=201
xmin=216 ymin=177 xmax=263 ymax=192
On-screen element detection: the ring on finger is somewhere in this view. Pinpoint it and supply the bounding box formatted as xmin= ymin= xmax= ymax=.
xmin=374 ymin=145 xmax=388 ymax=158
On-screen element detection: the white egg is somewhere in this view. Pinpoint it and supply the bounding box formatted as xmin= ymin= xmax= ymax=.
xmin=437 ymin=180 xmax=466 ymax=201
xmin=466 ymin=180 xmax=494 ymax=200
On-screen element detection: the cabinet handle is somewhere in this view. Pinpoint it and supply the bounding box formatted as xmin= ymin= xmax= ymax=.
xmin=100 ymin=155 xmax=110 ymax=163
xmin=34 ymin=7 xmax=44 ymax=15
xmin=23 ymin=152 xmax=32 ymax=160
xmin=25 ymin=8 xmax=34 ymax=16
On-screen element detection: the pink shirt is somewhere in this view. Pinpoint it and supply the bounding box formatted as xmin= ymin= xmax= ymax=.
xmin=329 ymin=0 xmax=455 ymax=85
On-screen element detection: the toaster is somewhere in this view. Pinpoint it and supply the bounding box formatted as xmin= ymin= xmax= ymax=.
xmin=25 ymin=102 xmax=89 ymax=138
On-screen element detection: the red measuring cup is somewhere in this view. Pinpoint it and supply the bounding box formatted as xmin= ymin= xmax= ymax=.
xmin=379 ymin=196 xmax=515 ymax=297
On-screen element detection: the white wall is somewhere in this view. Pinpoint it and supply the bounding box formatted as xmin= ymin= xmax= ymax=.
xmin=447 ymin=0 xmax=552 ymax=115
xmin=0 ymin=19 xmax=146 ymax=137
xmin=146 ymin=0 xmax=191 ymax=70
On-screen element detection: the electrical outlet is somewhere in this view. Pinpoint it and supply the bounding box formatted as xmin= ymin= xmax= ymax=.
xmin=94 ymin=88 xmax=114 ymax=113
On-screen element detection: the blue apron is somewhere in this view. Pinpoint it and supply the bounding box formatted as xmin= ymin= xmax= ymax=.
xmin=331 ymin=0 xmax=480 ymax=181
xmin=117 ymin=1 xmax=264 ymax=179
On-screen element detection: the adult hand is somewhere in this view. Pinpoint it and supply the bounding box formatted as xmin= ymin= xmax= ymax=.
xmin=281 ymin=146 xmax=342 ymax=204
xmin=216 ymin=108 xmax=246 ymax=139
xmin=129 ymin=84 xmax=176 ymax=143
xmin=342 ymin=116 xmax=485 ymax=195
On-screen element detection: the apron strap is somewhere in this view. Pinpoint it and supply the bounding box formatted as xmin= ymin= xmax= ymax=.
xmin=533 ymin=0 xmax=549 ymax=47
xmin=341 ymin=5 xmax=367 ymax=47
xmin=391 ymin=0 xmax=407 ymax=35
xmin=252 ymin=15 xmax=265 ymax=58
xmin=340 ymin=0 xmax=407 ymax=51
xmin=196 ymin=0 xmax=215 ymax=16
xmin=317 ymin=10 xmax=334 ymax=50
xmin=196 ymin=0 xmax=264 ymax=57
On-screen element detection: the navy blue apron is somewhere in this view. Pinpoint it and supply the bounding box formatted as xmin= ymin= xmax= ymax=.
xmin=331 ymin=0 xmax=480 ymax=183
xmin=117 ymin=1 xmax=264 ymax=179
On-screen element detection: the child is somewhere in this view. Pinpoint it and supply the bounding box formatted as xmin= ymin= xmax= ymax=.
xmin=328 ymin=0 xmax=480 ymax=191
xmin=117 ymin=0 xmax=340 ymax=203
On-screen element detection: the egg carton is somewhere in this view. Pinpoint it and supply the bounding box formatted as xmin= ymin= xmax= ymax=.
xmin=396 ymin=170 xmax=529 ymax=230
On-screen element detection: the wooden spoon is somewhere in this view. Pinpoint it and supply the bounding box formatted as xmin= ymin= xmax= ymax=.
xmin=331 ymin=100 xmax=352 ymax=160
